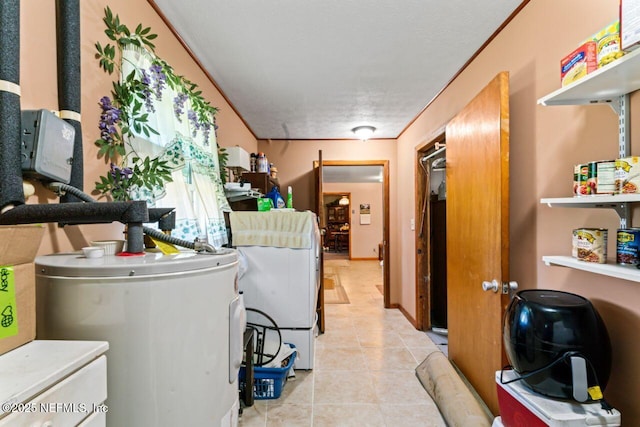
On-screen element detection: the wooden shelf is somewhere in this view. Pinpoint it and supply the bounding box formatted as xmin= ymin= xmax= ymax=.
xmin=538 ymin=47 xmax=640 ymax=106
xmin=542 ymin=256 xmax=640 ymax=282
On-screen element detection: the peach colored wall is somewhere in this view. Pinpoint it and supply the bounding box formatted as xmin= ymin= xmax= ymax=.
xmin=256 ymin=139 xmax=400 ymax=301
xmin=324 ymin=182 xmax=384 ymax=259
xmin=19 ymin=0 xmax=256 ymax=255
xmin=399 ymin=0 xmax=638 ymax=421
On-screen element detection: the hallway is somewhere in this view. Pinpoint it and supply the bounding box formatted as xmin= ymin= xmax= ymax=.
xmin=238 ymin=258 xmax=446 ymax=426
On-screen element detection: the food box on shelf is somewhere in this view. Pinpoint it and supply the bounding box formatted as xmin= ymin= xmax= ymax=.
xmin=561 ymin=42 xmax=597 ymax=86
xmin=621 ymin=0 xmax=640 ymax=51
xmin=587 ymin=20 xmax=624 ymax=67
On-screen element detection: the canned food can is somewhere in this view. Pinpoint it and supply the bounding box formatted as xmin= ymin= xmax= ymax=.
xmin=573 ymin=228 xmax=608 ymax=263
xmin=596 ymin=160 xmax=616 ymax=194
xmin=616 ymin=228 xmax=640 ymax=265
xmin=587 ymin=161 xmax=598 ymax=194
xmin=573 ymin=164 xmax=580 ymax=196
xmin=576 ymin=164 xmax=591 ymax=196
xmin=615 ymin=156 xmax=640 ymax=194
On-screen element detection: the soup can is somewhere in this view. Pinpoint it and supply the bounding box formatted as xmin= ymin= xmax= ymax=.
xmin=576 ymin=164 xmax=591 ymax=196
xmin=573 ymin=228 xmax=607 ymax=263
xmin=596 ymin=160 xmax=616 ymax=194
xmin=615 ymin=156 xmax=640 ymax=194
xmin=616 ymin=228 xmax=640 ymax=265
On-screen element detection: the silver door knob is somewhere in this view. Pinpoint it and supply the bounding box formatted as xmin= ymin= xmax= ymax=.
xmin=508 ymin=281 xmax=518 ymax=291
xmin=482 ymin=279 xmax=499 ymax=292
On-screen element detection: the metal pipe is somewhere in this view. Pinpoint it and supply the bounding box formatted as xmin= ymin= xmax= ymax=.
xmin=420 ymin=146 xmax=446 ymax=163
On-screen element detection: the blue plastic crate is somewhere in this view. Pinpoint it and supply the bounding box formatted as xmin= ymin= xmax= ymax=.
xmin=239 ymin=343 xmax=297 ymax=400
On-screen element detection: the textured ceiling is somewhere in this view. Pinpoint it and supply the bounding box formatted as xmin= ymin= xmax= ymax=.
xmin=151 ymin=0 xmax=523 ymax=140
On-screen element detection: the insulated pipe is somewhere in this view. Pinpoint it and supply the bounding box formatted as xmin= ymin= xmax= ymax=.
xmin=0 ymin=201 xmax=149 ymax=253
xmin=48 ymin=182 xmax=211 ymax=252
xmin=0 ymin=1 xmax=26 ymax=210
xmin=56 ymin=0 xmax=83 ymax=201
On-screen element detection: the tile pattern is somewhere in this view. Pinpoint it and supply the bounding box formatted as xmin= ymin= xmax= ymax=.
xmin=239 ymin=259 xmax=447 ymax=426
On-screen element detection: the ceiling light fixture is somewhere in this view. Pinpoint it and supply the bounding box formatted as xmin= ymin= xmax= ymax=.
xmin=352 ymin=126 xmax=376 ymax=141
xmin=338 ymin=195 xmax=350 ymax=205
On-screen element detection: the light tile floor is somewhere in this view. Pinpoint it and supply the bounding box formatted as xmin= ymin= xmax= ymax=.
xmin=239 ymin=259 xmax=447 ymax=426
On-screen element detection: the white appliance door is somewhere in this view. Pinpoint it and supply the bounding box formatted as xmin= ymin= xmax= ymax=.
xmin=238 ymin=245 xmax=316 ymax=329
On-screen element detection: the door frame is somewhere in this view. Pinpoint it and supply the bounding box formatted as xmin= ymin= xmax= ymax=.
xmin=315 ymin=160 xmax=390 ymax=308
xmin=415 ymin=128 xmax=446 ymax=331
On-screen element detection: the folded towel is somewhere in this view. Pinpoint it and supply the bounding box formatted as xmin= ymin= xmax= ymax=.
xmin=230 ymin=210 xmax=315 ymax=248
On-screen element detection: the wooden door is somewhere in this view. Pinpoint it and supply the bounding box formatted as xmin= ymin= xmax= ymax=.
xmin=446 ymin=72 xmax=510 ymax=414
xmin=314 ymin=151 xmax=325 ymax=333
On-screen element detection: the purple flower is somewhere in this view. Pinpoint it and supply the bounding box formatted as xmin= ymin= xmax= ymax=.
xmin=140 ymin=69 xmax=155 ymax=113
xmin=173 ymin=93 xmax=188 ymax=121
xmin=188 ymin=110 xmax=200 ymax=138
xmin=201 ymin=121 xmax=211 ymax=145
xmin=149 ymin=63 xmax=166 ymax=100
xmin=99 ymin=97 xmax=121 ymax=143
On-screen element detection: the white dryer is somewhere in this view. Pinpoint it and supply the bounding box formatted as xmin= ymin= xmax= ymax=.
xmin=232 ymin=211 xmax=320 ymax=370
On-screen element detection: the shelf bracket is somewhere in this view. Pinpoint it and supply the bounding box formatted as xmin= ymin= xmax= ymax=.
xmin=614 ymin=93 xmax=631 ymax=228
xmin=612 ymin=93 xmax=630 ymax=158
xmin=614 ymin=203 xmax=630 ymax=229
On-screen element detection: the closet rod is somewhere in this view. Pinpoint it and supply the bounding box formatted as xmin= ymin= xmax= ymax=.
xmin=420 ymin=145 xmax=446 ymax=162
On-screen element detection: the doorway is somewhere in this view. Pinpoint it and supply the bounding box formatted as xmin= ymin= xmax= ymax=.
xmin=322 ymin=193 xmax=351 ymax=255
xmin=416 ymin=134 xmax=447 ymax=332
xmin=316 ymin=160 xmax=390 ymax=308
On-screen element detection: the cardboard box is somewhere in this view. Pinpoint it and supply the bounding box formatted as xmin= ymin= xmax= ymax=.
xmin=0 ymin=225 xmax=45 ymax=356
xmin=561 ymin=41 xmax=597 ymax=86
xmin=621 ymin=0 xmax=640 ymax=51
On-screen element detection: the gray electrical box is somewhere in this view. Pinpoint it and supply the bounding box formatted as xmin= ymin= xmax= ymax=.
xmin=21 ymin=109 xmax=75 ymax=183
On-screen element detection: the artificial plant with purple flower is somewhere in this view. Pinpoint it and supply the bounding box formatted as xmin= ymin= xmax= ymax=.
xmin=93 ymin=7 xmax=226 ymax=200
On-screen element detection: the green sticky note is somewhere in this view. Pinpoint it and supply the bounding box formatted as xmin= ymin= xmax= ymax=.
xmin=0 ymin=266 xmax=18 ymax=339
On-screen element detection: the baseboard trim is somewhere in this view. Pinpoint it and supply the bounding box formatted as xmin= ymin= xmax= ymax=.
xmin=398 ymin=304 xmax=418 ymax=328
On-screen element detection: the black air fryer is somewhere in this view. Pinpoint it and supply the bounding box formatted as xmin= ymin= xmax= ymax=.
xmin=503 ymin=289 xmax=611 ymax=400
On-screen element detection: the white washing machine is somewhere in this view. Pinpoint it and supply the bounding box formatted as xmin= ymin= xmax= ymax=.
xmin=35 ymin=249 xmax=244 ymax=427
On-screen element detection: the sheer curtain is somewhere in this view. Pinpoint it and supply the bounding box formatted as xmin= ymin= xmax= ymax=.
xmin=121 ymin=47 xmax=230 ymax=247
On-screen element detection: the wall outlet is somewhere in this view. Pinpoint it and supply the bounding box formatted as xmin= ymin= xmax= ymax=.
xmin=410 ymin=218 xmax=415 ymax=231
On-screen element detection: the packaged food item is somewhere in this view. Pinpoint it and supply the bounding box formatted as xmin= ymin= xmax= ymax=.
xmin=575 ymin=164 xmax=591 ymax=196
xmin=561 ymin=42 xmax=597 ymax=86
xmin=616 ymin=228 xmax=640 ymax=265
xmin=573 ymin=228 xmax=608 ymax=264
xmin=621 ymin=0 xmax=640 ymax=51
xmin=595 ymin=160 xmax=616 ymax=194
xmin=615 ymin=156 xmax=640 ymax=193
xmin=587 ymin=20 xmax=624 ymax=67
xmin=586 ymin=161 xmax=598 ymax=194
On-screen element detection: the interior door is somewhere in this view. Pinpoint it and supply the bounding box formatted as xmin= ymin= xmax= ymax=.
xmin=314 ymin=151 xmax=325 ymax=333
xmin=446 ymin=72 xmax=510 ymax=415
